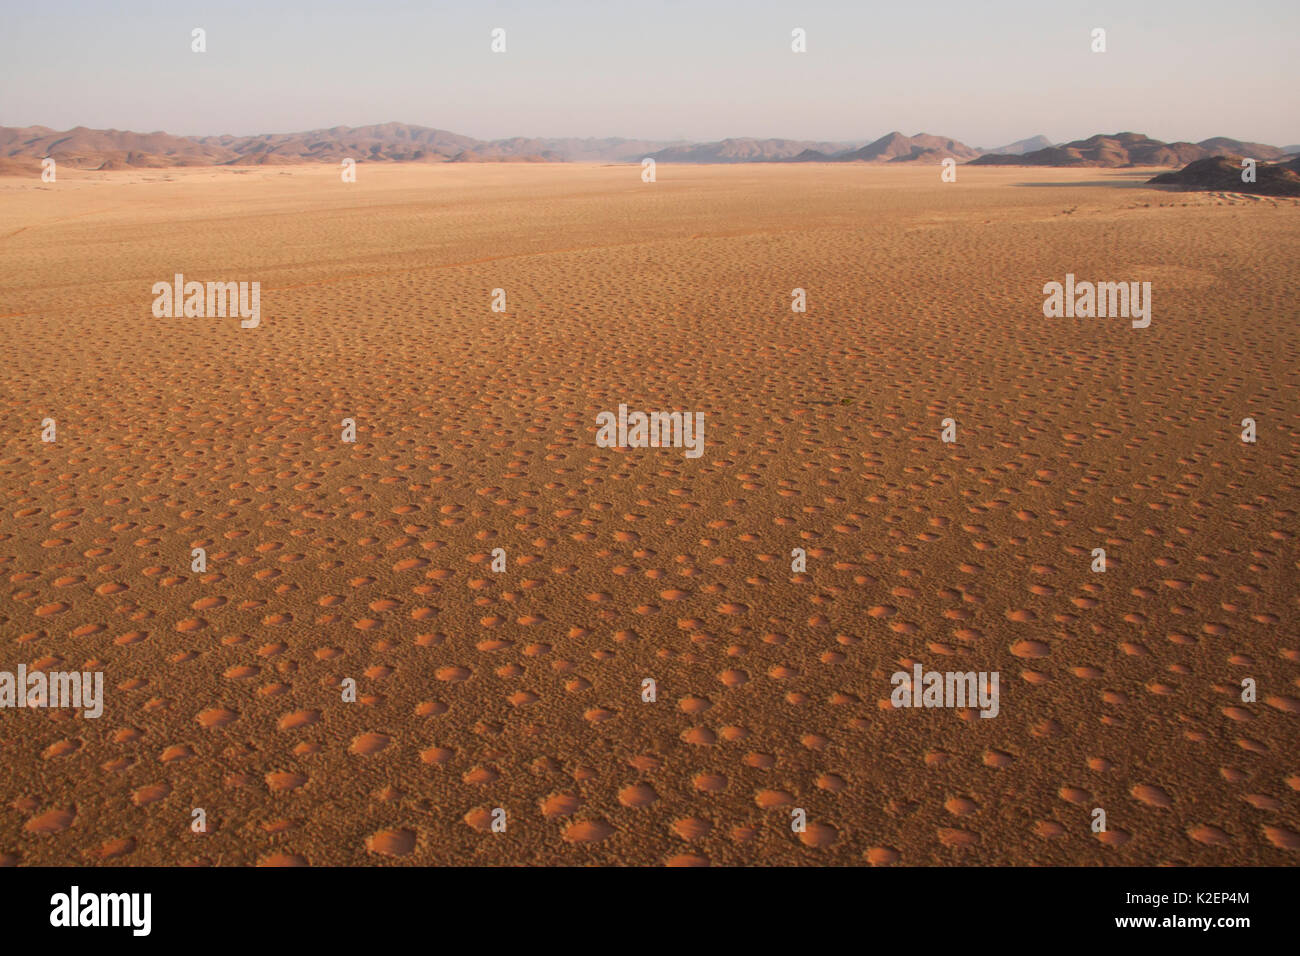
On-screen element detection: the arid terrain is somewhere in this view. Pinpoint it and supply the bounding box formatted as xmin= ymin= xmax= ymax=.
xmin=0 ymin=163 xmax=1296 ymax=866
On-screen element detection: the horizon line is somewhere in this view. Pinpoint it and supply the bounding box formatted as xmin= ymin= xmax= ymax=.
xmin=6 ymin=121 xmax=1299 ymax=150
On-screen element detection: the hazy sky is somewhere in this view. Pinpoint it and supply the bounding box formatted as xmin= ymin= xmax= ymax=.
xmin=2 ymin=0 xmax=1296 ymax=147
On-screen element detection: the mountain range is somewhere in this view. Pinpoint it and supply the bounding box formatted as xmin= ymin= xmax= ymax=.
xmin=647 ymin=132 xmax=981 ymax=164
xmin=971 ymin=132 xmax=1291 ymax=168
xmin=0 ymin=124 xmax=1294 ymax=172
xmin=0 ymin=123 xmax=685 ymax=172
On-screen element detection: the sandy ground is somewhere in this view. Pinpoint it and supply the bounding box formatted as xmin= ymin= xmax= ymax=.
xmin=0 ymin=162 xmax=1296 ymax=865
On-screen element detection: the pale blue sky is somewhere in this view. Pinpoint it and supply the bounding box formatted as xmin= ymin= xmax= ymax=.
xmin=2 ymin=0 xmax=1296 ymax=146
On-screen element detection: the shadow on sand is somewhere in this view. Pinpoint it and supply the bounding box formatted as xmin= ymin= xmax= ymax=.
xmin=1012 ymin=177 xmax=1161 ymax=189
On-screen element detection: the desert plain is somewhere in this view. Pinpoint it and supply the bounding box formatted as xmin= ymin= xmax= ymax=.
xmin=0 ymin=162 xmax=1296 ymax=865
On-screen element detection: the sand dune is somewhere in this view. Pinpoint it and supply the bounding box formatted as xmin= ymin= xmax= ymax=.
xmin=0 ymin=163 xmax=1296 ymax=866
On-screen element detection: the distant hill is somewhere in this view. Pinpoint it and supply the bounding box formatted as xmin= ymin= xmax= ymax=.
xmin=970 ymin=132 xmax=1287 ymax=168
xmin=448 ymin=149 xmax=555 ymax=163
xmin=833 ymin=131 xmax=918 ymax=161
xmin=649 ymin=131 xmax=978 ymax=164
xmin=1149 ymin=155 xmax=1300 ymax=197
xmin=835 ymin=132 xmax=981 ymax=163
xmin=982 ymin=135 xmax=1053 ymax=155
xmin=787 ymin=148 xmax=835 ymax=162
xmin=646 ymin=137 xmax=865 ymax=163
xmin=1195 ymin=137 xmax=1287 ymax=161
xmin=532 ymin=137 xmax=688 ymax=163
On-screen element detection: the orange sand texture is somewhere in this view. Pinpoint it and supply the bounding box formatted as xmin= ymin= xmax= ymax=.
xmin=0 ymin=163 xmax=1296 ymax=865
